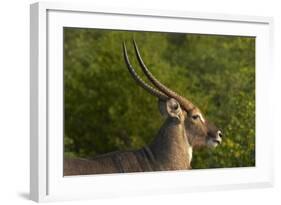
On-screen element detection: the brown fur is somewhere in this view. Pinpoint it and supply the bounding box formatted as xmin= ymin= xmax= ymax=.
xmin=64 ymin=98 xmax=221 ymax=176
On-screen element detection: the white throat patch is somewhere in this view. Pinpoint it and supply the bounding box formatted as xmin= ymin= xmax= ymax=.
xmin=187 ymin=146 xmax=193 ymax=164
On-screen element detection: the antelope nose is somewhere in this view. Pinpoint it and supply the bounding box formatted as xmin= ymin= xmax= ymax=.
xmin=217 ymin=130 xmax=223 ymax=138
xmin=215 ymin=130 xmax=222 ymax=145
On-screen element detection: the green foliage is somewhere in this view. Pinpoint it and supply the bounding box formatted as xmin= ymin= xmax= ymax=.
xmin=64 ymin=28 xmax=255 ymax=169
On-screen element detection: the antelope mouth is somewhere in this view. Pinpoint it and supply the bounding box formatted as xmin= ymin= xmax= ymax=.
xmin=213 ymin=139 xmax=221 ymax=145
xmin=207 ymin=137 xmax=222 ymax=148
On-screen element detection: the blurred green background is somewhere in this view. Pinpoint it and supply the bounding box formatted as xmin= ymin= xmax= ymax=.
xmin=63 ymin=28 xmax=255 ymax=169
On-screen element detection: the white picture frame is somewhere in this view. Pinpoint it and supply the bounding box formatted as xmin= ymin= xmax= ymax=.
xmin=30 ymin=2 xmax=274 ymax=202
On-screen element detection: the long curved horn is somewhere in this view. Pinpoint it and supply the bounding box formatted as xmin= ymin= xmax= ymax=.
xmin=133 ymin=40 xmax=194 ymax=111
xmin=123 ymin=42 xmax=169 ymax=101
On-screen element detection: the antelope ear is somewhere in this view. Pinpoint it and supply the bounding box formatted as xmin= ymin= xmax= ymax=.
xmin=158 ymin=98 xmax=182 ymax=120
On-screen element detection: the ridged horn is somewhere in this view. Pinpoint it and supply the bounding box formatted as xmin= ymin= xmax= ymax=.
xmin=123 ymin=42 xmax=169 ymax=101
xmin=133 ymin=40 xmax=194 ymax=111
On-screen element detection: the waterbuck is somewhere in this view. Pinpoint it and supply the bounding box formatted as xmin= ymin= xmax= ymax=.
xmin=64 ymin=40 xmax=222 ymax=176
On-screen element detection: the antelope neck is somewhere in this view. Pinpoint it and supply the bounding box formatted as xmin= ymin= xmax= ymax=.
xmin=148 ymin=118 xmax=192 ymax=170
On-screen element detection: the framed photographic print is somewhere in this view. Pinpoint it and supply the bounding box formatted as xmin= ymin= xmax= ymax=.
xmin=30 ymin=2 xmax=274 ymax=202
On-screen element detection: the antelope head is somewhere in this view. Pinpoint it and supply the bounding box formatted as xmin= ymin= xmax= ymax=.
xmin=123 ymin=40 xmax=222 ymax=152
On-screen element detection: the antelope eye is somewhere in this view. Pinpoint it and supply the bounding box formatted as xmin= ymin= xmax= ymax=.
xmin=192 ymin=114 xmax=200 ymax=120
xmin=173 ymin=103 xmax=179 ymax=110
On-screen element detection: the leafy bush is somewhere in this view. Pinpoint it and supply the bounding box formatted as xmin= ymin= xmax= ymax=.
xmin=64 ymin=28 xmax=255 ymax=168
